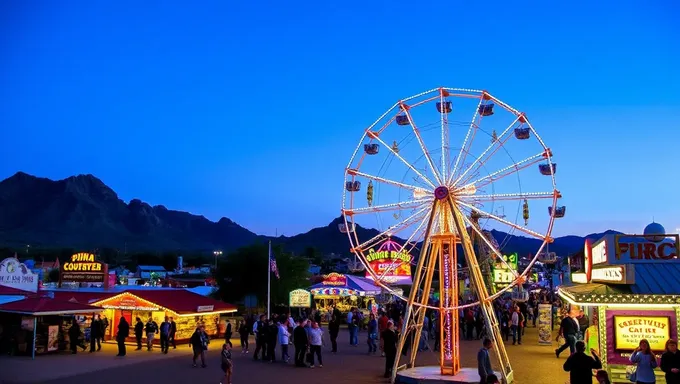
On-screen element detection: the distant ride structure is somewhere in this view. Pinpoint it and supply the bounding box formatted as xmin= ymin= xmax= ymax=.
xmin=340 ymin=87 xmax=564 ymax=383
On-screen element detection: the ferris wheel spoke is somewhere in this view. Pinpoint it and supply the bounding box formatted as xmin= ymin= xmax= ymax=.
xmin=457 ymin=200 xmax=551 ymax=242
xmin=459 ymin=191 xmax=557 ymax=203
xmin=449 ymin=95 xmax=484 ymax=185
xmin=353 ymin=205 xmax=431 ymax=252
xmin=344 ymin=199 xmax=430 ymax=215
xmin=453 ymin=115 xmax=521 ymax=186
xmin=367 ymin=132 xmax=437 ymax=189
xmin=462 ymin=214 xmax=519 ymax=277
xmin=346 ymin=169 xmax=431 ymax=194
xmin=456 ymin=151 xmax=547 ymax=192
xmin=401 ymin=102 xmax=443 ymax=185
xmin=439 ymin=89 xmax=449 ymax=183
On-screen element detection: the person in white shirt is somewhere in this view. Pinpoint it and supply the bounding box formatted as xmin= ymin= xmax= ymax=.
xmin=286 ymin=316 xmax=296 ymax=345
xmin=278 ymin=321 xmax=290 ymax=362
xmin=308 ymin=321 xmax=324 ymax=368
xmin=510 ymin=306 xmax=524 ymax=345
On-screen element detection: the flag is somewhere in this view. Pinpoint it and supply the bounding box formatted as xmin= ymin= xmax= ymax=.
xmin=269 ymin=241 xmax=279 ymax=279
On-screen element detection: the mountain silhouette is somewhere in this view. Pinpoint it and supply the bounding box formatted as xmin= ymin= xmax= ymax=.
xmin=0 ymin=172 xmax=618 ymax=255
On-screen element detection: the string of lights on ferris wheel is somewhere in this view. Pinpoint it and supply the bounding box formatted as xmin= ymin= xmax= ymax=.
xmin=341 ymin=87 xmax=566 ymax=311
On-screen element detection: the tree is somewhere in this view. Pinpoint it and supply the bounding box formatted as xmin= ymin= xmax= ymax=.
xmin=215 ymin=243 xmax=311 ymax=308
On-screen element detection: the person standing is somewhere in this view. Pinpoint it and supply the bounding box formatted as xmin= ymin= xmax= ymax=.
xmin=307 ymin=321 xmax=323 ymax=368
xmin=381 ymin=320 xmax=398 ymax=378
xmin=190 ymin=325 xmax=209 ymax=368
xmin=89 ymin=315 xmax=103 ymax=352
xmin=237 ymin=320 xmax=249 ymax=353
xmin=116 ymin=317 xmax=130 ymax=357
xmin=220 ymin=341 xmax=233 ymax=384
xmin=159 ymin=316 xmax=171 ymax=354
xmin=293 ymin=319 xmax=309 ymax=367
xmin=169 ymin=317 xmax=177 ymax=349
xmin=660 ymin=339 xmax=680 ymax=384
xmin=145 ymin=317 xmax=159 ymax=351
xmin=68 ymin=320 xmax=81 ymax=354
xmin=630 ymin=339 xmax=658 ymax=384
xmin=347 ymin=309 xmax=355 ymax=346
xmin=477 ymin=338 xmax=494 ymax=384
xmin=562 ymin=340 xmax=602 ymax=384
xmin=510 ymin=306 xmax=523 ymax=345
xmin=577 ymin=310 xmax=589 ymax=340
xmin=134 ymin=317 xmax=144 ymax=350
xmin=367 ymin=313 xmax=378 ymax=355
xmin=555 ymin=310 xmax=580 ymax=357
xmin=328 ymin=315 xmax=340 ymax=353
xmin=266 ymin=319 xmax=278 ymax=362
xmin=253 ymin=315 xmax=266 ymax=361
xmin=224 ymin=320 xmax=232 ymax=342
xmin=278 ymin=321 xmax=290 ymax=362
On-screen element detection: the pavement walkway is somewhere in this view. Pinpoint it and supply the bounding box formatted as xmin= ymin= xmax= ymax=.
xmin=0 ymin=327 xmax=573 ymax=384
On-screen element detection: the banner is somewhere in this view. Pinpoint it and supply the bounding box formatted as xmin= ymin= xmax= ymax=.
xmin=289 ymin=289 xmax=311 ymax=308
xmin=365 ymin=239 xmax=412 ymax=285
xmin=537 ymin=304 xmax=553 ymax=345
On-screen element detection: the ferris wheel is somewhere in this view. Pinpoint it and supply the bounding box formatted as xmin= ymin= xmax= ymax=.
xmin=340 ymin=87 xmax=564 ymax=382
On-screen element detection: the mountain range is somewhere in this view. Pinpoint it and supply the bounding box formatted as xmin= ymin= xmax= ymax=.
xmin=0 ymin=172 xmax=616 ymax=256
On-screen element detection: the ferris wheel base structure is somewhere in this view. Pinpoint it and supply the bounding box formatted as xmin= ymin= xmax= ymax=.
xmin=395 ymin=367 xmax=508 ymax=384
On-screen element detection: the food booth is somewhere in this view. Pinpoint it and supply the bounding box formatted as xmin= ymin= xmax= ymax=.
xmin=558 ymin=223 xmax=680 ymax=383
xmin=309 ymin=273 xmax=383 ymax=314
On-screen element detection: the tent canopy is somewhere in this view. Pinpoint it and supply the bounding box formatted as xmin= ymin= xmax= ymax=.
xmin=309 ymin=275 xmax=382 ymax=297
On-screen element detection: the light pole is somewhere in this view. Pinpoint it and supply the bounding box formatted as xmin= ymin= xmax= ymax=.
xmin=213 ymin=250 xmax=223 ymax=270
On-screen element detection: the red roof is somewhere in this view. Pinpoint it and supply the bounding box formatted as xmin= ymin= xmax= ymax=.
xmin=121 ymin=289 xmax=236 ymax=315
xmin=0 ymin=285 xmax=35 ymax=296
xmin=50 ymin=290 xmax=118 ymax=304
xmin=0 ymin=297 xmax=103 ymax=315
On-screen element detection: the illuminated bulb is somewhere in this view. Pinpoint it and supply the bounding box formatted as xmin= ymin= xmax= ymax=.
xmin=413 ymin=188 xmax=428 ymax=199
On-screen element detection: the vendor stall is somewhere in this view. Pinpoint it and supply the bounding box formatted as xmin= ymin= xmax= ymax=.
xmin=309 ymin=273 xmax=383 ymax=313
xmin=558 ymin=223 xmax=680 ymax=383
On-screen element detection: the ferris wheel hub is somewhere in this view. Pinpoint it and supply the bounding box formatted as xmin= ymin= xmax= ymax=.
xmin=434 ymin=186 xmax=450 ymax=200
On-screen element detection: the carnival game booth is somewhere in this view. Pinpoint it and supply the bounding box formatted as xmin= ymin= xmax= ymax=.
xmin=88 ymin=289 xmax=237 ymax=343
xmin=558 ymin=223 xmax=680 ymax=383
xmin=309 ymin=273 xmax=382 ymax=314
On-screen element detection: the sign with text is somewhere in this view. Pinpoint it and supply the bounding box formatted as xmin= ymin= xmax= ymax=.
xmin=60 ymin=253 xmax=108 ymax=284
xmin=0 ymin=258 xmax=38 ymax=292
xmin=613 ymin=234 xmax=679 ymax=264
xmin=537 ymin=304 xmax=553 ymax=345
xmin=196 ymin=305 xmax=214 ymax=313
xmin=321 ymin=272 xmax=347 ymax=286
xmin=97 ymin=294 xmax=158 ymax=311
xmin=614 ymin=315 xmax=671 ymax=351
xmin=289 ymin=289 xmax=311 ymax=308
xmin=492 ymin=253 xmax=518 ymax=287
xmin=591 ymin=239 xmax=608 ymax=265
xmin=364 ymin=239 xmax=412 ymax=285
xmin=591 ymin=265 xmax=634 ymax=284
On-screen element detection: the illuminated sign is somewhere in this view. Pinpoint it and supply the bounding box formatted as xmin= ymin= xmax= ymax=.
xmin=289 ymin=289 xmax=311 ymax=308
xmin=492 ymin=253 xmax=518 ymax=287
xmin=98 ymin=294 xmax=158 ymax=311
xmin=60 ymin=253 xmax=107 ymax=284
xmin=592 ymin=240 xmax=608 ymax=265
xmin=197 ymin=305 xmax=214 ymax=313
xmin=614 ymin=234 xmax=679 ymax=263
xmin=321 ymin=273 xmax=347 ymax=286
xmin=614 ymin=316 xmax=671 ymax=351
xmin=365 ymin=239 xmax=412 ymax=284
xmin=571 ymin=272 xmax=587 ymax=284
xmin=493 ymin=269 xmax=514 ymax=284
xmin=591 ymin=265 xmax=634 ymax=284
xmin=584 ymin=239 xmax=593 ymax=282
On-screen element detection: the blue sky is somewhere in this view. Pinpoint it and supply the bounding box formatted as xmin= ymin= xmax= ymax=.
xmin=1 ymin=1 xmax=678 ymax=238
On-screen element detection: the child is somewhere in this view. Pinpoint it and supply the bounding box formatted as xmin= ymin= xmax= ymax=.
xmin=220 ymin=341 xmax=233 ymax=384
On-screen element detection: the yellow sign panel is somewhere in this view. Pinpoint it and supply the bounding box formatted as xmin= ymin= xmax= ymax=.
xmin=289 ymin=289 xmax=311 ymax=308
xmin=614 ymin=316 xmax=671 ymax=351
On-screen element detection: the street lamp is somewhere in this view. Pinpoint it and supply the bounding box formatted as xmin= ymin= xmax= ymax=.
xmin=213 ymin=250 xmax=223 ymax=269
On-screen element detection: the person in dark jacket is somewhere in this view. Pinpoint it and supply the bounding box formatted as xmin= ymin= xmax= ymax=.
xmin=253 ymin=315 xmax=267 ymax=361
xmin=661 ymin=339 xmax=680 ymax=384
xmin=134 ymin=317 xmax=144 ymax=350
xmin=225 ymin=320 xmax=232 ymax=342
xmin=116 ymin=317 xmax=130 ymax=356
xmin=563 ymin=340 xmax=602 ymax=384
xmin=381 ymin=320 xmax=398 ymax=378
xmin=293 ymin=319 xmax=308 ymax=367
xmin=68 ymin=320 xmax=81 ymax=354
xmin=159 ymin=317 xmax=171 ymax=354
xmin=477 ymin=338 xmax=493 ymax=384
xmin=328 ymin=315 xmax=340 ymax=353
xmin=266 ymin=319 xmax=278 ymax=362
xmin=190 ymin=325 xmax=209 ymax=368
xmin=238 ymin=320 xmax=249 ymax=353
xmin=169 ymin=317 xmax=177 ymax=349
xmin=89 ymin=315 xmax=103 ymax=352
xmin=145 ymin=317 xmax=159 ymax=351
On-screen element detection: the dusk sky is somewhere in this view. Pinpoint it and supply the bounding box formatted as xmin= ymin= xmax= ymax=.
xmin=1 ymin=1 xmax=678 ymax=238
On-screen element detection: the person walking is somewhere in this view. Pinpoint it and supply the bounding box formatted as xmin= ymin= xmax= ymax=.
xmin=307 ymin=321 xmax=323 ymax=368
xmin=293 ymin=319 xmax=309 ymax=367
xmin=224 ymin=320 xmax=232 ymax=342
xmin=367 ymin=313 xmax=378 ymax=355
xmin=115 ymin=317 xmax=130 ymax=357
xmin=145 ymin=317 xmax=159 ymax=351
xmin=68 ymin=320 xmax=81 ymax=354
xmin=278 ymin=320 xmax=290 ymax=363
xmin=159 ymin=316 xmax=171 ymax=354
xmin=169 ymin=317 xmax=177 ymax=349
xmin=381 ymin=320 xmax=398 ymax=378
xmin=510 ymin=306 xmax=524 ymax=345
xmin=190 ymin=325 xmax=209 ymax=368
xmin=555 ymin=311 xmax=579 ymax=357
xmin=328 ymin=315 xmax=340 ymax=353
xmin=238 ymin=320 xmax=249 ymax=353
xmin=220 ymin=341 xmax=233 ymax=384
xmin=477 ymin=338 xmax=494 ymax=384
xmin=133 ymin=317 xmax=144 ymax=350
xmin=630 ymin=339 xmax=658 ymax=384
xmin=89 ymin=315 xmax=102 ymax=352
xmin=661 ymin=339 xmax=680 ymax=384
xmin=563 ymin=340 xmax=602 ymax=384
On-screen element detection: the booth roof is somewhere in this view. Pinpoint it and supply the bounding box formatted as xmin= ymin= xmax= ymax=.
xmin=0 ymin=297 xmax=103 ymax=316
xmin=92 ymin=289 xmax=237 ymax=315
xmin=309 ymin=274 xmax=382 ymax=295
xmin=632 ymin=263 xmax=680 ymax=295
xmin=50 ymin=290 xmax=118 ymax=304
xmin=0 ymin=285 xmax=35 ymax=296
